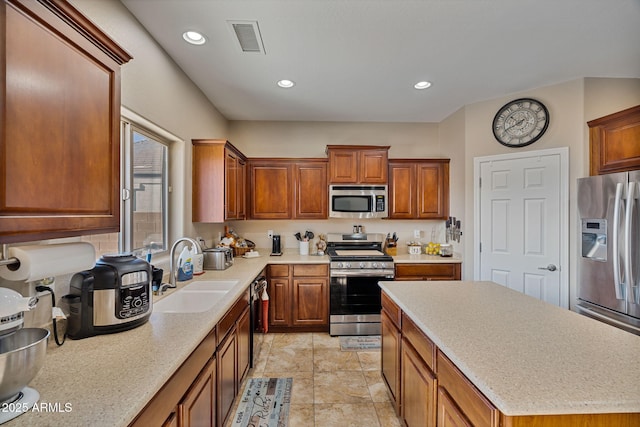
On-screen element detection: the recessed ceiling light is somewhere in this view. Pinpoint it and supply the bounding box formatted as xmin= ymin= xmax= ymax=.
xmin=277 ymin=79 xmax=295 ymax=88
xmin=414 ymin=81 xmax=432 ymax=90
xmin=182 ymin=31 xmax=206 ymax=45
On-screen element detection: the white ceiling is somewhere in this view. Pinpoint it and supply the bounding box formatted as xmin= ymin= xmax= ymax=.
xmin=121 ymin=0 xmax=640 ymax=123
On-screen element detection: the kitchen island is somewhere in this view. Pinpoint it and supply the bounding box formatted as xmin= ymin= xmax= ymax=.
xmin=379 ymin=280 xmax=640 ymax=426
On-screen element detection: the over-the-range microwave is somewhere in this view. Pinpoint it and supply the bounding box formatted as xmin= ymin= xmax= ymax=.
xmin=329 ymin=185 xmax=388 ymax=219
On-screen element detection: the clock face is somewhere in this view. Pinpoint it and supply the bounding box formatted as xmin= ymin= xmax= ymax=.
xmin=492 ymin=98 xmax=549 ymax=147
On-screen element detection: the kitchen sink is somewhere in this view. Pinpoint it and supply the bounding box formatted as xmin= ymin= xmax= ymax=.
xmin=153 ymin=280 xmax=240 ymax=313
xmin=183 ymin=280 xmax=238 ymax=292
xmin=153 ymin=289 xmax=228 ymax=313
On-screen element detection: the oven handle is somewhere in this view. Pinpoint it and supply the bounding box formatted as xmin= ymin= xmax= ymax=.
xmin=330 ymin=270 xmax=395 ymax=278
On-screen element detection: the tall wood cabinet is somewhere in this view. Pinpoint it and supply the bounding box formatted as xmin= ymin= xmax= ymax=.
xmin=588 ymin=104 xmax=640 ymax=175
xmin=389 ymin=159 xmax=450 ymax=219
xmin=248 ymin=159 xmax=327 ymax=219
xmin=192 ymin=140 xmax=247 ymax=222
xmin=0 ymin=0 xmax=132 ymax=243
xmin=326 ymin=145 xmax=389 ymax=184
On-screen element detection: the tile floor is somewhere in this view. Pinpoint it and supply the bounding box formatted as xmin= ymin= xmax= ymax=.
xmin=229 ymin=332 xmax=404 ymax=427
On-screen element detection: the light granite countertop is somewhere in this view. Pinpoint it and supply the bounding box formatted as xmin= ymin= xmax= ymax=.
xmin=8 ymin=251 xmax=461 ymax=426
xmin=8 ymin=250 xmax=326 ymax=427
xmin=391 ymin=252 xmax=462 ymax=263
xmin=379 ymin=280 xmax=640 ymax=416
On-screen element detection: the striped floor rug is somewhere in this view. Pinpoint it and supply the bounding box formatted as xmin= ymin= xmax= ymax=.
xmin=230 ymin=377 xmax=293 ymax=427
xmin=339 ymin=335 xmax=381 ymax=351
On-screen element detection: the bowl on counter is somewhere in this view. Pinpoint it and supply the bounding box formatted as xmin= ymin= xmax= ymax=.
xmin=0 ymin=328 xmax=50 ymax=402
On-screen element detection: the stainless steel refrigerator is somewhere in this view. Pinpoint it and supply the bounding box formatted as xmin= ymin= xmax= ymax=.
xmin=577 ymin=171 xmax=640 ymax=334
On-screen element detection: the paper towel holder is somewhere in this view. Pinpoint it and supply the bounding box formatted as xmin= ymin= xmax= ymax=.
xmin=0 ymin=244 xmax=19 ymax=268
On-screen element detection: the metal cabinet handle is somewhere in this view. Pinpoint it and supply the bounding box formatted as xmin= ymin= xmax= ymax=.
xmin=538 ymin=264 xmax=557 ymax=272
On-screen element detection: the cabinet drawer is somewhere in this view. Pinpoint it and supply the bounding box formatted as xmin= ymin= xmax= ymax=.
xmin=381 ymin=291 xmax=401 ymax=328
xmin=269 ymin=264 xmax=290 ymax=277
xmin=395 ymin=263 xmax=460 ymax=279
xmin=437 ymin=351 xmax=498 ymax=427
xmin=402 ymin=313 xmax=435 ymax=372
xmin=217 ymin=290 xmax=249 ymax=346
xmin=292 ymin=264 xmax=328 ymax=277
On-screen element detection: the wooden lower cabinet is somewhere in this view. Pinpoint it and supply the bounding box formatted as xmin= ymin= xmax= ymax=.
xmin=267 ymin=264 xmax=329 ymax=331
xmin=402 ymin=339 xmax=437 ymax=427
xmin=381 ymin=309 xmax=401 ymax=411
xmin=438 ymin=387 xmax=472 ymax=427
xmin=217 ymin=327 xmax=237 ymax=427
xmin=131 ymin=290 xmax=250 ymax=427
xmin=395 ymin=263 xmax=461 ymax=281
xmin=437 ymin=351 xmax=499 ymax=427
xmin=179 ymin=358 xmax=216 ymax=427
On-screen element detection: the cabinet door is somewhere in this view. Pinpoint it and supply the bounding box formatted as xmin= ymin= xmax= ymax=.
xmin=401 ymin=340 xmax=436 ymax=427
xmin=217 ymin=329 xmax=237 ymax=427
xmin=269 ymin=277 xmax=291 ymax=326
xmin=389 ymin=163 xmax=416 ymax=218
xmin=237 ymin=158 xmax=246 ymax=219
xmin=381 ymin=309 xmax=401 ymax=411
xmin=294 ymin=162 xmax=328 ymax=219
xmin=588 ymin=105 xmax=640 ymax=175
xmin=359 ymin=150 xmax=388 ymax=183
xmin=328 ymin=150 xmax=359 ymax=183
xmin=225 ymin=150 xmax=239 ymax=219
xmin=179 ymin=358 xmax=216 ymax=427
xmin=395 ymin=263 xmax=461 ymax=281
xmin=1 ymin=0 xmax=130 ymax=243
xmin=237 ymin=306 xmax=251 ymax=385
xmin=249 ymin=162 xmax=292 ymax=219
xmin=292 ymin=277 xmax=328 ymax=326
xmin=437 ymin=388 xmax=472 ymax=427
xmin=416 ymin=162 xmax=449 ymax=219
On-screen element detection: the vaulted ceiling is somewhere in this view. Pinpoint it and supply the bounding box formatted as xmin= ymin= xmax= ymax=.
xmin=121 ymin=0 xmax=640 ymax=123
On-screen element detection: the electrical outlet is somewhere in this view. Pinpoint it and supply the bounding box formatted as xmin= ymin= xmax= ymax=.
xmin=267 ymin=230 xmax=274 ymax=239
xmin=413 ymin=229 xmax=421 ymax=238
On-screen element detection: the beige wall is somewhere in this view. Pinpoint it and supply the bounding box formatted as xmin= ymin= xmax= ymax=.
xmin=461 ymin=77 xmax=640 ymax=308
xmin=69 ymin=0 xmax=229 ymax=244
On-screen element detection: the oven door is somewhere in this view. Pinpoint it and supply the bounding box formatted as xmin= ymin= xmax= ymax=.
xmin=329 ymin=270 xmax=393 ymax=335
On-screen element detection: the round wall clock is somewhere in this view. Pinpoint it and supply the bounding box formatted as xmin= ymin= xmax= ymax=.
xmin=492 ymin=98 xmax=549 ymax=147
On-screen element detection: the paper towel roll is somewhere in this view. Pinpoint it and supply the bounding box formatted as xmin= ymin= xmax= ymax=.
xmin=0 ymin=243 xmax=96 ymax=282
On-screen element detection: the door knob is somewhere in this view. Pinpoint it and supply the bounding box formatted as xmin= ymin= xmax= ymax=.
xmin=538 ymin=264 xmax=557 ymax=272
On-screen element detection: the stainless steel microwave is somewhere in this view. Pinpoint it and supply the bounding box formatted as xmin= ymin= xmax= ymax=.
xmin=329 ymin=185 xmax=388 ymax=219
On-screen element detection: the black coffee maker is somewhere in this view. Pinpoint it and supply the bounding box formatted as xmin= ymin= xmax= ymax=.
xmin=271 ymin=235 xmax=282 ymax=256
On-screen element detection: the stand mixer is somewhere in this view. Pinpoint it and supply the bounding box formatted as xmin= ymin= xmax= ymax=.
xmin=0 ymin=287 xmax=49 ymax=424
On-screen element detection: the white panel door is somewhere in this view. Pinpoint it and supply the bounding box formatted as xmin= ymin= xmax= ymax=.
xmin=477 ymin=149 xmax=567 ymax=308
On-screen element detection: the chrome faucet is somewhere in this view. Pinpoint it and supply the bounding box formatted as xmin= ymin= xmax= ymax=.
xmin=163 ymin=237 xmax=203 ymax=292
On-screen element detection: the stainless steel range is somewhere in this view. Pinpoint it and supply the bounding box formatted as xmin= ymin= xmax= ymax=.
xmin=327 ymin=232 xmax=394 ymax=336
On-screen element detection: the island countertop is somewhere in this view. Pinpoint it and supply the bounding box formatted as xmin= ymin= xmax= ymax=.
xmin=379 ymin=280 xmax=640 ymax=416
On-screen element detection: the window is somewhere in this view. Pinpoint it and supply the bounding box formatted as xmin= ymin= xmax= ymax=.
xmin=122 ymin=122 xmax=169 ymax=257
xmin=82 ymin=109 xmax=176 ymax=259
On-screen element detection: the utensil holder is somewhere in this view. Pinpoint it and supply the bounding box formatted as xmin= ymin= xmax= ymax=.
xmin=299 ymin=241 xmax=309 ymax=255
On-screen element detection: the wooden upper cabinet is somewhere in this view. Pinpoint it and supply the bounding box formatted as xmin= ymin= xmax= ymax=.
xmin=588 ymin=105 xmax=640 ymax=175
xmin=248 ymin=159 xmax=327 ymax=220
xmin=294 ymin=161 xmax=328 ymax=219
xmin=326 ymin=145 xmax=389 ymax=184
xmin=389 ymin=159 xmax=450 ymax=219
xmin=0 ymin=0 xmax=132 ymax=243
xmin=248 ymin=160 xmax=292 ymax=219
xmin=192 ymin=140 xmax=247 ymax=222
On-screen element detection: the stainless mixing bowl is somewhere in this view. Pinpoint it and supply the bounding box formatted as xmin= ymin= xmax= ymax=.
xmin=0 ymin=328 xmax=49 ymax=403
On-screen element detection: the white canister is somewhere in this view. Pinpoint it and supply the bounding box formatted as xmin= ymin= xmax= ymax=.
xmin=299 ymin=240 xmax=310 ymax=255
xmin=408 ymin=245 xmax=422 ymax=255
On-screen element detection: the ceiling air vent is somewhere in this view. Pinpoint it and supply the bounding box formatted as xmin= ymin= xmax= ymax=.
xmin=227 ymin=20 xmax=265 ymax=54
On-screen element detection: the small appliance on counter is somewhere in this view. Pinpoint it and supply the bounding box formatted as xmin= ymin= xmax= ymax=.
xmin=61 ymin=253 xmax=152 ymax=340
xmin=0 ymin=287 xmax=49 ymax=424
xmin=271 ymin=235 xmax=282 ymax=256
xmin=202 ymin=247 xmax=234 ymax=270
